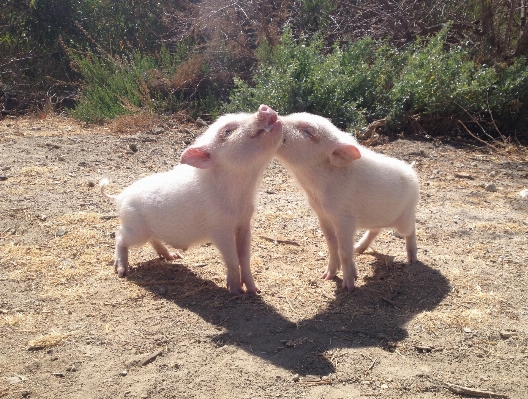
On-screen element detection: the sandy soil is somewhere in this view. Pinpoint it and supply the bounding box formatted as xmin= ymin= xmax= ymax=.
xmin=0 ymin=114 xmax=527 ymax=399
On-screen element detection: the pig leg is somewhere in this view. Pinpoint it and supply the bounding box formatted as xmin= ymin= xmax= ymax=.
xmin=213 ymin=233 xmax=245 ymax=295
xmin=394 ymin=209 xmax=418 ymax=263
xmin=236 ymin=223 xmax=258 ymax=294
xmin=405 ymin=229 xmax=418 ymax=263
xmin=354 ymin=229 xmax=381 ymax=254
xmin=334 ymin=217 xmax=359 ymax=291
xmin=114 ymin=229 xmax=130 ymax=278
xmin=318 ymin=216 xmax=341 ymax=280
xmin=149 ymin=239 xmax=182 ymax=261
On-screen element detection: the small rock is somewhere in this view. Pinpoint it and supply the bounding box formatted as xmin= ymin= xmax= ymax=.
xmin=7 ymin=375 xmax=27 ymax=384
xmin=484 ymin=183 xmax=497 ymax=192
xmin=463 ymin=327 xmax=472 ymax=333
xmin=158 ymin=286 xmax=167 ymax=295
xmin=66 ymin=365 xmax=77 ymax=372
xmin=381 ymin=383 xmax=389 ymax=389
xmin=500 ymin=330 xmax=517 ymax=339
xmin=120 ymin=370 xmax=128 ymax=376
xmin=56 ymin=229 xmax=67 ymax=237
xmin=292 ymin=374 xmax=300 ymax=382
xmin=51 ymin=372 xmax=65 ymax=377
xmin=38 ymin=214 xmax=47 ymax=221
xmin=150 ymin=127 xmax=165 ymax=135
xmin=195 ymin=117 xmax=208 ymax=127
xmin=0 ymin=176 xmax=8 ymax=181
xmin=21 ymin=390 xmax=31 ymax=398
xmin=128 ymin=143 xmax=138 ymax=152
xmin=519 ymin=189 xmax=528 ymax=200
xmin=489 ymin=170 xmax=497 ymax=177
xmin=87 ymin=181 xmax=95 ymax=188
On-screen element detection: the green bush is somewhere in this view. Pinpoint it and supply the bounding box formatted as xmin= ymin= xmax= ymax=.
xmin=226 ymin=25 xmax=528 ymax=139
xmin=388 ymin=26 xmax=496 ymax=120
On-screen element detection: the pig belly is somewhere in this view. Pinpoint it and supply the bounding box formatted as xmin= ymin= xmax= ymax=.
xmin=351 ymin=195 xmax=411 ymax=230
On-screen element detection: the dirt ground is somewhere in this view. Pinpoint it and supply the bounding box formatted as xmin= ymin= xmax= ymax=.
xmin=0 ymin=113 xmax=527 ymax=399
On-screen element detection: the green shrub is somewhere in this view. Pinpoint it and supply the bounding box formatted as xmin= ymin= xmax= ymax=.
xmin=388 ymin=27 xmax=496 ymax=122
xmin=489 ymin=57 xmax=528 ymax=137
xmin=70 ymin=52 xmax=157 ymax=123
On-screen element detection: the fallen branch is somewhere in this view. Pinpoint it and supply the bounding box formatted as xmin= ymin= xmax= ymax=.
xmin=358 ymin=119 xmax=387 ymax=146
xmin=259 ymin=236 xmax=300 ymax=246
xmin=443 ymin=382 xmax=509 ymax=398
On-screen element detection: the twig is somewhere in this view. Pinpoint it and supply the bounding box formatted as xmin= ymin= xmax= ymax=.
xmin=368 ymin=357 xmax=378 ymax=370
xmin=359 ymin=119 xmax=387 ymax=146
xmin=259 ymin=236 xmax=300 ymax=246
xmin=381 ymin=297 xmax=397 ymax=307
xmin=443 ymin=382 xmax=509 ymax=398
xmin=457 ymin=120 xmax=500 ymax=153
xmin=454 ymin=173 xmax=475 ymax=180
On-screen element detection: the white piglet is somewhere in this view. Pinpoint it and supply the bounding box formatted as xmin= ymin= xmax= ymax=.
xmin=277 ymin=113 xmax=419 ymax=291
xmin=100 ymin=105 xmax=283 ymax=295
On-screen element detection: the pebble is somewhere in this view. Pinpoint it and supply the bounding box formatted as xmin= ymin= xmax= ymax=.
xmin=66 ymin=365 xmax=77 ymax=372
xmin=158 ymin=286 xmax=167 ymax=295
xmin=128 ymin=143 xmax=138 ymax=152
xmin=519 ymin=189 xmax=528 ymax=200
xmin=195 ymin=117 xmax=208 ymax=127
xmin=292 ymin=374 xmax=300 ymax=382
xmin=56 ymin=229 xmax=67 ymax=237
xmin=87 ymin=181 xmax=95 ymax=188
xmin=0 ymin=176 xmax=8 ymax=181
xmin=484 ymin=183 xmax=497 ymax=192
xmin=120 ymin=370 xmax=128 ymax=376
xmin=489 ymin=170 xmax=497 ymax=177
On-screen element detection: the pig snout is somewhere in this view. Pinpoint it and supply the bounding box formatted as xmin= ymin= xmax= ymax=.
xmin=257 ymin=104 xmax=278 ymax=125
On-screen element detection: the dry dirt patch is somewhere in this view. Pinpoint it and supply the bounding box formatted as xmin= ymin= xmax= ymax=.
xmin=0 ymin=114 xmax=527 ymax=399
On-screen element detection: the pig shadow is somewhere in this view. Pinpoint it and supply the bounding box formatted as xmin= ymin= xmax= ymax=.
xmin=127 ymin=254 xmax=450 ymax=376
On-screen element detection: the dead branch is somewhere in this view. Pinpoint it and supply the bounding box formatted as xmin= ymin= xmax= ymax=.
xmin=443 ymin=382 xmax=509 ymax=398
xmin=358 ymin=118 xmax=386 ymax=146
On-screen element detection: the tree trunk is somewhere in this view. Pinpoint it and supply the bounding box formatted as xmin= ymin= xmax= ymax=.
xmin=480 ymin=0 xmax=498 ymax=54
xmin=516 ymin=0 xmax=528 ymax=55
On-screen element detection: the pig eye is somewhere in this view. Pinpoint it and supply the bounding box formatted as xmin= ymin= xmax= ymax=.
xmin=222 ymin=126 xmax=237 ymax=138
xmin=300 ymin=128 xmax=316 ymax=140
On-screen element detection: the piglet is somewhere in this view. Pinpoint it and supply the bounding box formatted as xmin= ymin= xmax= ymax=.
xmin=100 ymin=105 xmax=282 ymax=295
xmin=277 ymin=113 xmax=419 ymax=291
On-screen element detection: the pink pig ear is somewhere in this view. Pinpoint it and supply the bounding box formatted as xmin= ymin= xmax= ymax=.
xmin=180 ymin=146 xmax=212 ymax=169
xmin=329 ymin=143 xmax=361 ymax=167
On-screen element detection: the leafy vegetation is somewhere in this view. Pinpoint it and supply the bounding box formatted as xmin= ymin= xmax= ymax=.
xmin=1 ymin=0 xmax=528 ymax=141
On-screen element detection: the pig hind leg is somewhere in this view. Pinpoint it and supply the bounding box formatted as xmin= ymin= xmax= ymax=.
xmin=394 ymin=209 xmax=418 ymax=263
xmin=114 ymin=225 xmax=150 ymax=277
xmin=149 ymin=239 xmax=182 ymax=261
xmin=354 ymin=229 xmax=381 ymax=254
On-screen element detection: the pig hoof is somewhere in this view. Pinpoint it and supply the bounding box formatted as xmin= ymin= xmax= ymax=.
xmin=229 ymin=286 xmax=245 ymax=296
xmin=245 ymin=285 xmax=260 ymax=295
xmin=115 ymin=264 xmax=129 ymax=278
xmin=321 ymin=270 xmax=336 ymax=280
xmin=342 ymin=281 xmax=356 ymax=292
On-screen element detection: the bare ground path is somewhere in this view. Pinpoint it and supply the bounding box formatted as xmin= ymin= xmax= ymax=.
xmin=0 ymin=115 xmax=527 ymax=398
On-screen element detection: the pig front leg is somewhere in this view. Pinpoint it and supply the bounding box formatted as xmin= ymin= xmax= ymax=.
xmin=334 ymin=217 xmax=359 ymax=291
xmin=236 ymin=223 xmax=259 ymax=294
xmin=318 ymin=215 xmax=341 ymax=280
xmin=213 ymin=233 xmax=245 ymax=295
